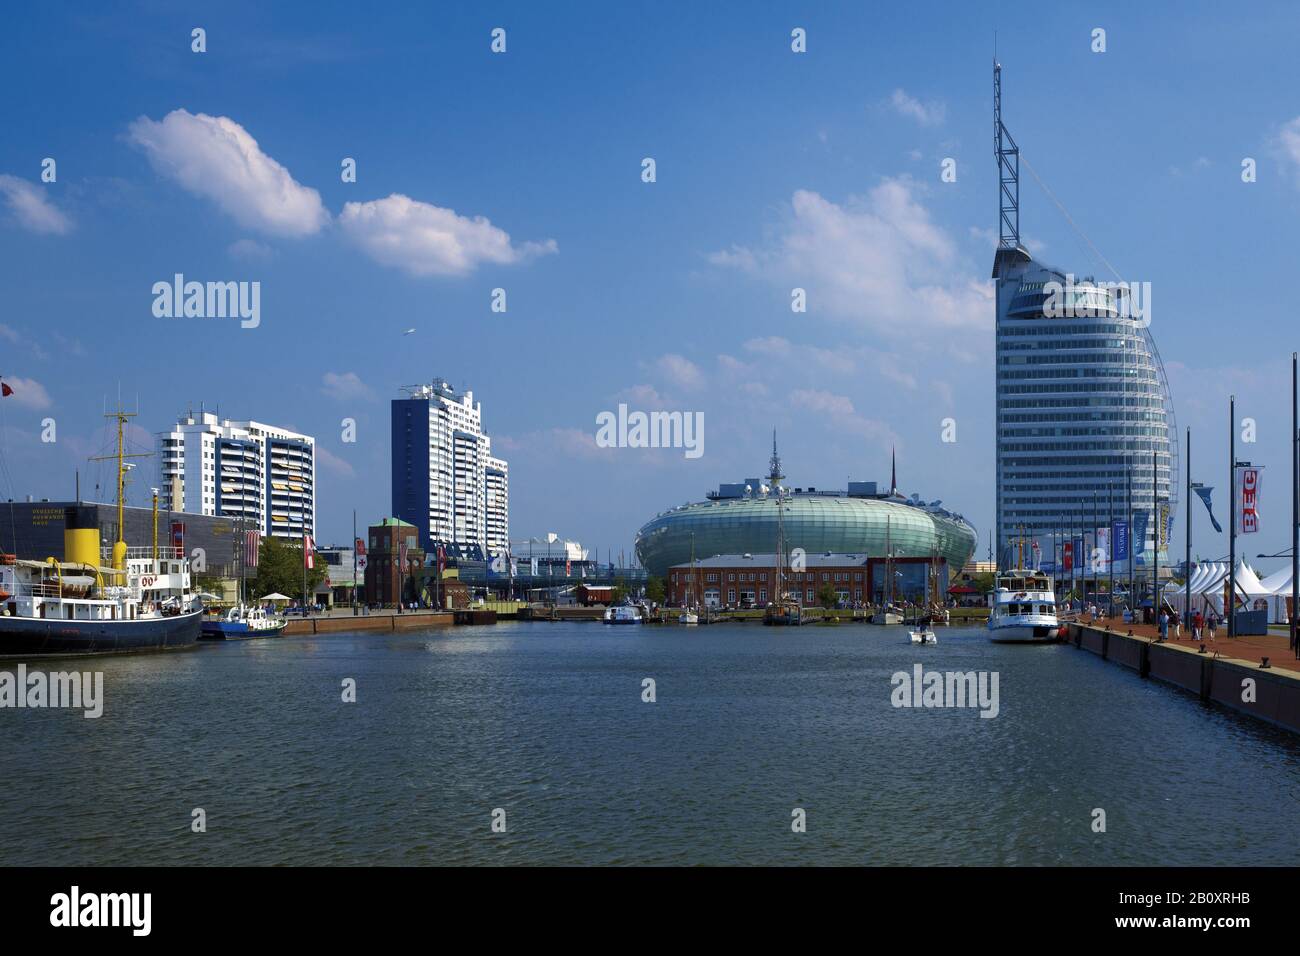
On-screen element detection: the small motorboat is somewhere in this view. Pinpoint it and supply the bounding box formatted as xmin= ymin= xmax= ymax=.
xmin=678 ymin=609 xmax=699 ymax=626
xmin=909 ymin=628 xmax=937 ymax=645
xmin=603 ymin=603 xmax=643 ymax=625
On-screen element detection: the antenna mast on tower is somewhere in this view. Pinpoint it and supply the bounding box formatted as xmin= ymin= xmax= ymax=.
xmin=994 ymin=59 xmax=1020 ymax=249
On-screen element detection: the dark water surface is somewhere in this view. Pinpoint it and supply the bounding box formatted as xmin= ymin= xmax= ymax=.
xmin=3 ymin=621 xmax=1297 ymax=866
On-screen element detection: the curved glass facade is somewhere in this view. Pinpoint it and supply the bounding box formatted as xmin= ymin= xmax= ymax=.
xmin=994 ymin=249 xmax=1176 ymax=568
xmin=635 ymin=494 xmax=977 ymax=578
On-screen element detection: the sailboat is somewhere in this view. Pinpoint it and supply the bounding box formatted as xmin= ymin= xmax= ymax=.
xmin=872 ymin=515 xmax=904 ymax=625
xmin=679 ymin=533 xmax=700 ymax=625
xmin=0 ymin=405 xmax=203 ymax=656
xmin=764 ymin=485 xmax=803 ymax=626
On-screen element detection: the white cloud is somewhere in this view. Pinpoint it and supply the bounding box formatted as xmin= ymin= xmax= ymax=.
xmin=1 ymin=376 xmax=53 ymax=410
xmin=711 ymin=179 xmax=992 ymax=337
xmin=0 ymin=175 xmax=72 ymax=235
xmin=315 ymin=446 xmax=355 ymax=478
xmin=888 ymin=89 xmax=945 ymax=127
xmin=1277 ymin=117 xmax=1300 ymax=181
xmin=127 ymin=109 xmax=328 ymax=237
xmin=654 ymin=354 xmax=704 ymax=391
xmin=789 ymin=388 xmax=896 ymax=441
xmin=337 ymin=193 xmax=557 ymax=277
xmin=320 ymin=371 xmax=374 ymax=402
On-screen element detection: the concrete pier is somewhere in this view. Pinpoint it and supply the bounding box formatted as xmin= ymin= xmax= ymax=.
xmin=1067 ymin=621 xmax=1300 ymax=734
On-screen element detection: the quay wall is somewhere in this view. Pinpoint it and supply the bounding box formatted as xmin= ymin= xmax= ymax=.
xmin=283 ymin=612 xmax=454 ymax=635
xmin=1067 ymin=623 xmax=1300 ymax=734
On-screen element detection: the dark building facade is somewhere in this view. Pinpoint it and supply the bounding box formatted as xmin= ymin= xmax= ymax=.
xmin=362 ymin=518 xmax=423 ymax=606
xmin=0 ymin=500 xmax=248 ymax=577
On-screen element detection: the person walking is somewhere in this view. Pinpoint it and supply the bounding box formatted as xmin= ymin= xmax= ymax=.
xmin=1158 ymin=608 xmax=1169 ymax=641
xmin=1192 ymin=609 xmax=1203 ymax=641
xmin=1207 ymin=611 xmax=1218 ymax=642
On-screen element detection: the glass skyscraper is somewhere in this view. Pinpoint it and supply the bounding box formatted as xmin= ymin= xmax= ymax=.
xmin=993 ymin=62 xmax=1176 ymax=572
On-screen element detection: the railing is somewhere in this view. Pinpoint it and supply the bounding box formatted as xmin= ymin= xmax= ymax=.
xmin=102 ymin=547 xmax=185 ymax=561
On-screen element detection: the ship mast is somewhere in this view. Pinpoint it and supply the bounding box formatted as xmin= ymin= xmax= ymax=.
xmin=89 ymin=404 xmax=150 ymax=572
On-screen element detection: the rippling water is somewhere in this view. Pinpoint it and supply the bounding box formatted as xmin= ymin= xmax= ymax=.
xmin=3 ymin=621 xmax=1298 ymax=866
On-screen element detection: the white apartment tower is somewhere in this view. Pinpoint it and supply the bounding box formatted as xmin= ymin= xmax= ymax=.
xmin=158 ymin=411 xmax=316 ymax=539
xmin=391 ymin=381 xmax=509 ymax=559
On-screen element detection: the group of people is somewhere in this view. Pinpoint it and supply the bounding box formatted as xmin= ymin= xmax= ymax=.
xmin=1158 ymin=607 xmax=1219 ymax=641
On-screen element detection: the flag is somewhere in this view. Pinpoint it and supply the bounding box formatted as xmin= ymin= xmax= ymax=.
xmin=304 ymin=534 xmax=315 ymax=569
xmin=1192 ymin=484 xmax=1223 ymax=533
xmin=1030 ymin=539 xmax=1041 ymax=570
xmin=1132 ymin=510 xmax=1149 ymax=564
xmin=1063 ymin=541 xmax=1073 ymax=572
xmin=0 ymin=380 xmax=12 ymax=398
xmin=1112 ymin=520 xmax=1130 ymax=562
xmin=244 ymin=530 xmax=261 ymax=568
xmin=354 ymin=536 xmax=367 ymax=572
xmin=1095 ymin=527 xmax=1110 ymax=572
xmin=1235 ymin=465 xmax=1263 ymax=534
xmin=1157 ymin=502 xmax=1171 ymax=550
xmin=437 ymin=546 xmax=446 ymax=574
xmin=565 ymin=559 xmax=572 ymax=577
xmin=530 ymin=557 xmax=538 ymax=576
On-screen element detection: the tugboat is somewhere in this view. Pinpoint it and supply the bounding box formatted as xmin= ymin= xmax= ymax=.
xmin=0 ymin=408 xmax=202 ymax=656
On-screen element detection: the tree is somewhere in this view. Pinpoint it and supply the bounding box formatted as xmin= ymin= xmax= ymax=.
xmin=645 ymin=575 xmax=666 ymax=604
xmin=817 ymin=582 xmax=838 ymax=609
xmin=612 ymin=577 xmax=629 ymax=604
xmin=249 ymin=535 xmax=329 ymax=603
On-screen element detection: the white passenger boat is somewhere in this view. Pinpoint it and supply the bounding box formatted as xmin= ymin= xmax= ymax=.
xmin=909 ymin=628 xmax=937 ymax=645
xmin=987 ymin=569 xmax=1060 ymax=643
xmin=603 ymin=604 xmax=643 ymax=625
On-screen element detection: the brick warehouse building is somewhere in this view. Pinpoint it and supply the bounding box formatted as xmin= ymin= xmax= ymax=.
xmin=667 ymin=553 xmax=950 ymax=607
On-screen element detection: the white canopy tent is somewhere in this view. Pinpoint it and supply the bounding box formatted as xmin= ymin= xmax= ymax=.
xmin=1168 ymin=560 xmax=1292 ymax=623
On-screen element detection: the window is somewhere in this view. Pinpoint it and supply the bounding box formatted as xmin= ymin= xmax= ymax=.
xmin=759 ymin=589 xmax=767 ymax=602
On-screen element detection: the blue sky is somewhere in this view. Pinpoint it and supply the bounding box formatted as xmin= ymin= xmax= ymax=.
xmin=2 ymin=1 xmax=1299 ymax=569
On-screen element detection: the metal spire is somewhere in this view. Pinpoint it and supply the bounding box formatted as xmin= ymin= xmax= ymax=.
xmin=890 ymin=445 xmax=898 ymax=497
xmin=994 ymin=59 xmax=1020 ymax=249
xmin=768 ymin=429 xmax=784 ymax=484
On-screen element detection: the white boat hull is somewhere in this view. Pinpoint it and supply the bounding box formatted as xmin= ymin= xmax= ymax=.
xmin=909 ymin=630 xmax=937 ymax=644
xmin=987 ymin=623 xmax=1060 ymax=643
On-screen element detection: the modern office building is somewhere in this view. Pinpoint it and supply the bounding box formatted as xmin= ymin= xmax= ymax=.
xmin=157 ymin=411 xmax=316 ymax=540
xmin=992 ymin=62 xmax=1176 ymax=570
xmin=391 ymin=380 xmax=509 ymax=561
xmin=634 ymin=439 xmax=977 ymax=579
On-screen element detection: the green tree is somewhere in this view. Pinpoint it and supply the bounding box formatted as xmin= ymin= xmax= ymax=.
xmin=817 ymin=582 xmax=838 ymax=609
xmin=249 ymin=535 xmax=329 ymax=603
xmin=644 ymin=575 xmax=666 ymax=604
xmin=612 ymin=577 xmax=629 ymax=604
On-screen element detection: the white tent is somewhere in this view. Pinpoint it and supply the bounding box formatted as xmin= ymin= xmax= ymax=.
xmin=1168 ymin=559 xmax=1278 ymax=620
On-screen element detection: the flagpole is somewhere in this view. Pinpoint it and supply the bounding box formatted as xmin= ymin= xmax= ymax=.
xmin=1229 ymin=394 xmax=1237 ymax=639
xmin=1293 ymin=353 xmax=1298 ymax=657
xmin=1127 ymin=456 xmax=1134 ymax=616
xmin=1108 ymin=481 xmax=1114 ymax=619
xmin=1185 ymin=426 xmax=1191 ymax=634
xmin=352 ymin=509 xmax=358 ymax=616
xmin=1152 ymin=447 xmax=1159 ymax=623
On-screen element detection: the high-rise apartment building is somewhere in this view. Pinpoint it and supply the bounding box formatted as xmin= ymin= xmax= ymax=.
xmin=157 ymin=411 xmax=316 ymax=539
xmin=391 ymin=380 xmax=509 ymax=560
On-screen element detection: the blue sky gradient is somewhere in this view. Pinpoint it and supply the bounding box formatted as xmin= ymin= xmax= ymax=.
xmin=2 ymin=1 xmax=1299 ymax=568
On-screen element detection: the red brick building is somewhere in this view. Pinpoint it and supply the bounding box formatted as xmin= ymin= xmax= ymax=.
xmin=667 ymin=553 xmax=948 ymax=607
xmin=363 ymin=517 xmax=423 ymax=606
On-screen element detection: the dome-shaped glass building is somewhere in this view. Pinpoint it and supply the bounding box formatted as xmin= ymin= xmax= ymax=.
xmin=634 ymin=444 xmax=977 ymax=578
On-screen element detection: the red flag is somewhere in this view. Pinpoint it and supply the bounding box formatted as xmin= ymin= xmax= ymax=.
xmin=0 ymin=381 xmax=12 ymax=397
xmin=244 ymin=530 xmax=261 ymax=568
xmin=304 ymin=534 xmax=314 ymax=569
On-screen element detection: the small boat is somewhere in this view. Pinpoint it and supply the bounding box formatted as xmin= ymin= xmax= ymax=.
xmin=763 ymin=598 xmax=803 ymax=626
xmin=678 ymin=609 xmax=699 ymax=626
xmin=872 ymin=605 xmax=904 ymax=625
xmin=603 ymin=603 xmax=643 ymax=625
xmin=987 ymin=569 xmax=1060 ymax=643
xmin=200 ymin=604 xmax=287 ymax=640
xmin=909 ymin=628 xmax=937 ymax=645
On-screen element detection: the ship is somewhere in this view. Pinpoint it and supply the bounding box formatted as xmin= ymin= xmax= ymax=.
xmin=986 ymin=569 xmax=1060 ymax=644
xmin=0 ymin=406 xmax=202 ymax=657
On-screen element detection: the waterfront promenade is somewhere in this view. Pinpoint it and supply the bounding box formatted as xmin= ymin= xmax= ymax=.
xmin=1072 ymin=613 xmax=1300 ymax=674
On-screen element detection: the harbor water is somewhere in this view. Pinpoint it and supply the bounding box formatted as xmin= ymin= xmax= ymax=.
xmin=4 ymin=621 xmax=1298 ymax=866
